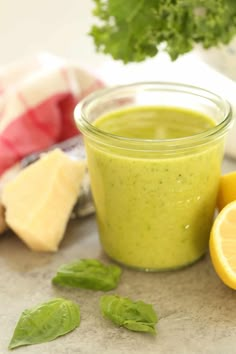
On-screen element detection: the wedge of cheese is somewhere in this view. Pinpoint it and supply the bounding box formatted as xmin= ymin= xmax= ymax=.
xmin=2 ymin=149 xmax=86 ymax=252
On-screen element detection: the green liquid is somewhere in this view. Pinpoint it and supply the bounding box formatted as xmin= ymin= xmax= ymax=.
xmin=86 ymin=106 xmax=224 ymax=270
xmin=93 ymin=106 xmax=215 ymax=139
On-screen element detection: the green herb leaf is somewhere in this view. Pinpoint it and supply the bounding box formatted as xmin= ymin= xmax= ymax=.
xmin=8 ymin=298 xmax=80 ymax=350
xmin=90 ymin=0 xmax=236 ymax=62
xmin=100 ymin=295 xmax=158 ymax=334
xmin=52 ymin=259 xmax=122 ymax=291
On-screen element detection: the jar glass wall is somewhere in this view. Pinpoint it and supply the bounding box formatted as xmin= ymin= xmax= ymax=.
xmin=75 ymin=83 xmax=232 ymax=271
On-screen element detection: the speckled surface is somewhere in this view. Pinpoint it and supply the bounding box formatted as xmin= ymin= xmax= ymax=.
xmin=0 ymin=157 xmax=236 ymax=354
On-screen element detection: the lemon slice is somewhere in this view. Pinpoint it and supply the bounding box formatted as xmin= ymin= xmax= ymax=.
xmin=210 ymin=200 xmax=236 ymax=289
xmin=217 ymin=171 xmax=236 ymax=211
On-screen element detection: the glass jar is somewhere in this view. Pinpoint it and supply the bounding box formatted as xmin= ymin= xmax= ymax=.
xmin=74 ymin=82 xmax=232 ymax=271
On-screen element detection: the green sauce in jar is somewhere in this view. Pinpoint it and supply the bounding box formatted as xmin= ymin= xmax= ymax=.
xmin=85 ymin=106 xmax=225 ymax=270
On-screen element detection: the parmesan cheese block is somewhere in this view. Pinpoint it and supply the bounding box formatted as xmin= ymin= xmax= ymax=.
xmin=2 ymin=149 xmax=86 ymax=252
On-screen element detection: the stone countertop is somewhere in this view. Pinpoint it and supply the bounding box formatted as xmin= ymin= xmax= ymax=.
xmin=1 ymin=2 xmax=236 ymax=352
xmin=0 ymin=157 xmax=236 ymax=354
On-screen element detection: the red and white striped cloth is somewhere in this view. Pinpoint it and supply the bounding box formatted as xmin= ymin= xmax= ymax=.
xmin=0 ymin=53 xmax=104 ymax=176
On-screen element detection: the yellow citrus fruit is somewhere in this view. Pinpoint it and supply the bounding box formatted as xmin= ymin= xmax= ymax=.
xmin=210 ymin=200 xmax=236 ymax=289
xmin=217 ymin=171 xmax=236 ymax=211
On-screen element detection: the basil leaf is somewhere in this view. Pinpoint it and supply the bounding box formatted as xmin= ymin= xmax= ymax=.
xmin=52 ymin=259 xmax=122 ymax=291
xmin=100 ymin=295 xmax=158 ymax=334
xmin=9 ymin=298 xmax=80 ymax=350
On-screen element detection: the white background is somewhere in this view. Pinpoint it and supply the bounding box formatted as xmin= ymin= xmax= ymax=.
xmin=0 ymin=0 xmax=101 ymax=66
xmin=0 ymin=0 xmax=234 ymax=89
xmin=0 ymin=0 xmax=223 ymax=82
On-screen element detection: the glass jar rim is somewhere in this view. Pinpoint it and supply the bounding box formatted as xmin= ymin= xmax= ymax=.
xmin=74 ymin=82 xmax=233 ymax=152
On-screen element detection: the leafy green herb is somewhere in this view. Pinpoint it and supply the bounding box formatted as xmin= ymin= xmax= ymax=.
xmin=52 ymin=259 xmax=122 ymax=291
xmin=90 ymin=0 xmax=236 ymax=62
xmin=8 ymin=298 xmax=80 ymax=350
xmin=100 ymin=295 xmax=158 ymax=334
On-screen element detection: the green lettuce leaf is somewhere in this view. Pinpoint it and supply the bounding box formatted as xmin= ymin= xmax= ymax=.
xmin=52 ymin=259 xmax=122 ymax=291
xmin=9 ymin=298 xmax=80 ymax=350
xmin=100 ymin=295 xmax=158 ymax=334
xmin=90 ymin=0 xmax=236 ymax=62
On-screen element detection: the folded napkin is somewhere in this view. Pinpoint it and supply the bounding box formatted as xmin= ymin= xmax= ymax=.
xmin=0 ymin=53 xmax=104 ymax=176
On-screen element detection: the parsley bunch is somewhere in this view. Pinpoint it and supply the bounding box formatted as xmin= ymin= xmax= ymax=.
xmin=90 ymin=0 xmax=236 ymax=62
